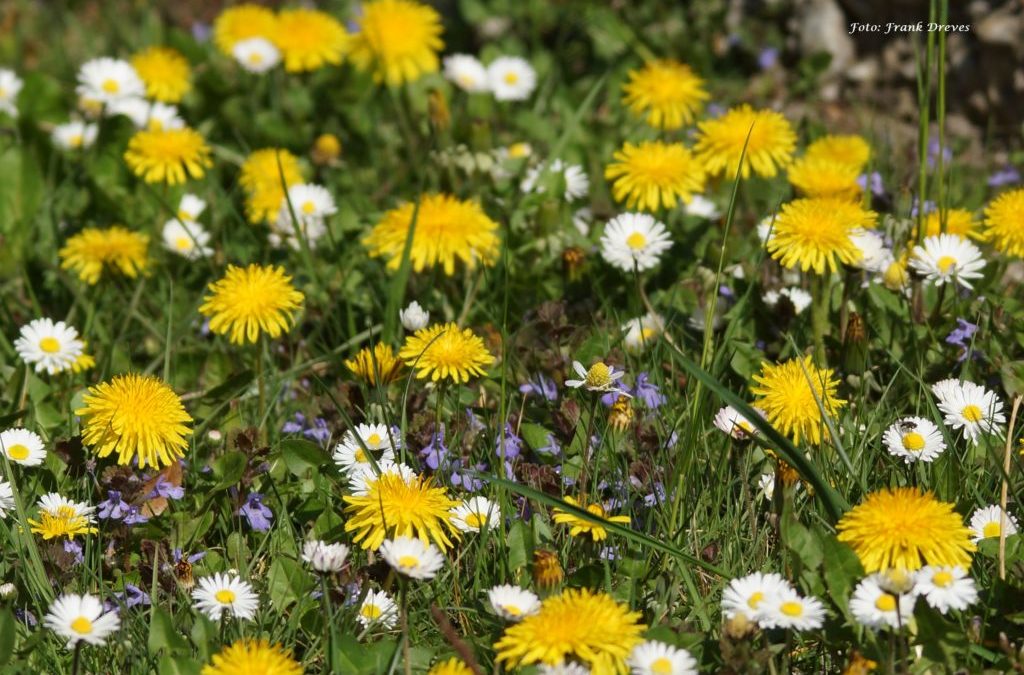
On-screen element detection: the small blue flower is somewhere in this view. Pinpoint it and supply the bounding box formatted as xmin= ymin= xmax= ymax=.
xmin=495 ymin=423 xmax=523 ymax=461
xmin=97 ymin=491 xmax=129 ymax=520
xmin=237 ymin=493 xmax=273 ymax=531
xmin=519 ymin=374 xmax=558 ymax=402
xmin=419 ymin=426 xmax=448 ymax=471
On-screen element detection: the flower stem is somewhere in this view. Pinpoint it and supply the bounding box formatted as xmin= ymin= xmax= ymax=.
xmin=71 ymin=642 xmax=83 ymax=675
xmin=320 ymin=574 xmax=335 ymax=673
xmin=810 ymin=275 xmax=829 ymax=366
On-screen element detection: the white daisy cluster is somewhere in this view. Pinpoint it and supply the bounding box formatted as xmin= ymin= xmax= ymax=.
xmin=720 ymin=572 xmax=826 ymax=631
xmin=271 ymin=183 xmax=337 ymax=250
xmin=332 ymin=423 xmax=399 ymax=476
xmin=600 ymin=213 xmax=673 ymax=272
xmin=931 ymin=378 xmax=1005 ymax=445
xmin=163 ymin=193 xmax=213 ymax=260
xmin=75 ymin=57 xmax=186 ymax=132
xmin=849 ymin=568 xmax=978 ymax=629
xmin=443 ymin=54 xmax=537 ymax=101
xmin=108 ymin=98 xmax=184 ymax=130
xmin=520 ymin=159 xmax=590 ymax=202
xmin=451 ymin=496 xmax=500 ymax=533
xmin=14 ymin=318 xmax=86 ymax=375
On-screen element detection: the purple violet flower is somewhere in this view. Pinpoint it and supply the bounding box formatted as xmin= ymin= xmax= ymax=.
xmin=237 ymin=493 xmax=273 ymax=531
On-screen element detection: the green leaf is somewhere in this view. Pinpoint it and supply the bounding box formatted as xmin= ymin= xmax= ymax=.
xmin=820 ymin=536 xmax=862 ymax=618
xmin=157 ymin=655 xmax=201 ymax=675
xmin=279 ymin=438 xmax=329 ymax=476
xmin=520 ymin=422 xmax=555 ymax=453
xmin=212 ymin=451 xmax=248 ymax=491
xmin=267 ymin=557 xmax=314 ymax=611
xmin=507 ymin=519 xmax=531 ymax=572
xmin=189 ymin=615 xmax=216 ymax=664
xmin=0 ymin=607 xmax=16 ymax=666
xmin=148 ymin=607 xmax=189 ymax=656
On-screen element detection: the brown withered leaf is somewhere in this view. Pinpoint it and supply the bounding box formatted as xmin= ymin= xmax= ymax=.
xmin=140 ymin=461 xmax=183 ymax=518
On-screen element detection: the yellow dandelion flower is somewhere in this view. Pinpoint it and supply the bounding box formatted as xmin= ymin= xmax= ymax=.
xmin=349 ymin=0 xmax=444 ymax=86
xmin=982 ymin=187 xmax=1024 ymax=257
xmin=344 ymin=343 xmax=404 ymax=384
xmin=72 ymin=342 xmax=96 ymax=374
xmin=311 ymin=133 xmax=342 ymax=165
xmin=837 ymin=487 xmax=976 ymax=572
xmin=28 ymin=510 xmax=96 ymax=540
xmin=59 ymin=226 xmax=149 ymax=285
xmin=621 ymin=59 xmax=708 ymax=130
xmin=77 ymin=373 xmax=193 ymax=469
xmin=921 ymin=208 xmax=978 ymax=239
xmin=239 ymin=148 xmax=304 ymax=224
xmin=124 ymin=127 xmax=212 ymax=185
xmin=694 ymin=104 xmax=796 ymax=179
xmin=131 ymin=46 xmax=191 ymax=103
xmin=201 ymin=639 xmax=302 ymax=675
xmin=213 ymin=4 xmax=279 ymax=55
xmin=532 ymin=549 xmax=564 ymax=589
xmin=553 ymin=496 xmax=630 ymax=542
xmin=805 ymin=134 xmax=871 ymax=172
xmin=787 ymin=156 xmax=862 ymax=200
xmin=364 ymin=193 xmax=500 ymax=275
xmin=343 ymin=472 xmax=460 ymax=551
xmin=398 ymin=322 xmax=494 ymax=383
xmin=274 ymin=8 xmax=349 ymax=73
xmin=767 ymin=198 xmax=878 ymax=274
xmin=882 ymin=252 xmax=910 ymax=291
xmin=494 ymin=588 xmax=646 ymax=675
xmin=427 ymin=658 xmax=474 ymax=675
xmin=749 ymin=356 xmax=846 ymax=446
xmin=199 ymin=264 xmax=304 ymax=345
xmin=604 ymin=141 xmax=706 ymax=212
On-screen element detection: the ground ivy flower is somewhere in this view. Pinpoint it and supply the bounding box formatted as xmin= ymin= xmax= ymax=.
xmin=348 ymin=0 xmax=443 ymax=85
xmin=237 ymin=493 xmax=273 ymax=531
xmin=199 ymin=264 xmax=304 ymax=345
xmin=749 ymin=356 xmax=845 ymax=445
xmin=945 ymin=318 xmax=979 ymax=362
xmin=44 ymin=593 xmax=121 ymax=649
xmin=398 ymin=322 xmax=494 ymax=383
xmin=621 ymin=59 xmax=708 ymax=130
xmin=192 ymin=572 xmax=259 ymax=621
xmin=59 ymin=226 xmax=149 ymax=285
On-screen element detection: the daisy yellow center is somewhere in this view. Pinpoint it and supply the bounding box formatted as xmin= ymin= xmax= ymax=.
xmin=458 ymin=74 xmax=475 ymax=88
xmin=585 ymin=362 xmax=612 ymax=388
xmin=874 ymin=593 xmax=897 ymax=612
xmin=503 ymin=71 xmax=519 ymax=85
xmin=738 ymin=420 xmax=754 ymax=433
xmin=248 ymin=52 xmax=264 ymax=65
xmin=102 ymin=78 xmax=120 ymax=94
xmin=746 ymin=591 xmax=764 ymax=609
xmin=508 ymin=143 xmax=530 ymax=159
xmin=176 ymin=237 xmax=193 ymax=250
xmin=937 ymin=255 xmax=957 ymax=273
xmin=39 ymin=337 xmax=61 ymax=353
xmin=464 ymin=512 xmax=485 ymax=529
xmin=932 ymin=571 xmax=954 ymax=588
xmin=367 ymin=433 xmax=382 ymax=446
xmin=361 ymin=604 xmax=382 ymax=619
xmin=503 ymin=604 xmax=522 ymax=616
xmin=397 ymin=555 xmax=420 ymax=569
xmin=902 ymin=432 xmax=925 ymax=451
xmin=961 ymin=404 xmax=984 ymax=422
xmin=354 ymin=448 xmax=367 ymax=463
xmin=626 ymin=232 xmax=647 ymax=250
xmin=301 ymin=201 xmax=316 ymax=215
xmin=651 ymin=657 xmax=673 ymax=674
xmin=69 ymin=134 xmax=84 ymax=148
xmin=70 ymin=616 xmax=94 ymax=634
xmin=8 ymin=444 xmax=29 ymax=460
xmin=983 ymin=521 xmax=1001 ymax=538
xmin=780 ymin=601 xmax=804 ymax=617
xmin=215 ymin=589 xmax=236 ymax=604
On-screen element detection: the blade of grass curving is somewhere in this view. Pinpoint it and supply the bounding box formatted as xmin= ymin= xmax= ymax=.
xmin=663 ymin=342 xmax=850 ymax=521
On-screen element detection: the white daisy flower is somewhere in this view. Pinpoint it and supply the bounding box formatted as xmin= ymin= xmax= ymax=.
xmin=357 ymin=589 xmax=398 ymax=629
xmin=301 ymin=539 xmax=350 ymax=573
xmin=762 ymin=287 xmax=812 ymax=315
xmin=108 ymin=98 xmax=185 ymax=130
xmin=757 ymin=590 xmax=827 ymax=631
xmin=564 ymin=360 xmax=628 ymax=395
xmin=44 ymin=593 xmax=121 ymax=649
xmin=712 ymin=405 xmax=764 ymax=440
xmin=232 ymin=37 xmax=281 ymax=74
xmin=914 ymin=566 xmax=977 ymax=614
xmin=162 ymin=219 xmax=213 ymax=260
xmin=600 ymin=213 xmax=672 ymax=272
xmin=0 ymin=68 xmax=24 ymax=117
xmin=191 ymin=572 xmax=259 ymax=621
xmin=379 ymin=536 xmax=445 ymax=580
xmin=486 ymin=584 xmax=540 ymax=621
xmin=443 ymin=54 xmax=489 ymax=93
xmin=720 ymin=571 xmax=792 ymax=620
xmin=571 ymin=207 xmax=592 ymax=236
xmin=850 ymin=229 xmax=889 ymax=272
xmin=539 ymin=663 xmax=591 ymax=675
xmin=51 ymin=121 xmax=99 ymax=150
xmin=968 ymin=504 xmax=1019 ymax=543
xmin=849 ymin=574 xmax=916 ymax=630
xmin=346 ymin=460 xmax=416 ymax=496
xmin=756 ymin=215 xmax=777 ymax=244
xmin=37 ymin=493 xmax=95 ymax=521
xmin=683 ymin=195 xmax=721 ymax=220
xmin=177 ymin=194 xmax=207 ymax=221
xmin=400 ymin=301 xmax=430 ymax=332
xmin=622 ymin=313 xmax=665 ymax=351
xmin=279 ymin=184 xmax=337 ymax=223
xmin=882 ymin=417 xmax=946 ymax=463
xmin=0 ymin=582 xmax=14 ymax=599
xmin=487 ymin=56 xmax=537 ymax=101
xmin=451 ymin=496 xmax=500 ymax=533
xmin=931 ymin=379 xmax=1005 ymax=445
xmin=14 ymin=318 xmax=85 ymax=374
xmin=757 ymin=473 xmax=775 ymax=500
xmin=333 ymin=424 xmax=398 ymax=476
xmin=627 ymin=640 xmax=698 ymax=675
xmin=521 ymin=159 xmax=589 ymax=202
xmin=0 ymin=479 xmax=15 ymax=519
xmin=269 ymin=216 xmax=328 ymax=251
xmin=76 ymin=57 xmax=144 ymax=105
xmin=910 ymin=234 xmax=986 ymax=289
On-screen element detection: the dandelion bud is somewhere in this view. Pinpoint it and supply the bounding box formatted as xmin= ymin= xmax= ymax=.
xmin=311 ymin=133 xmax=341 ymax=165
xmin=427 ymin=88 xmax=450 ymax=133
xmin=532 ymin=549 xmax=563 ymax=590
